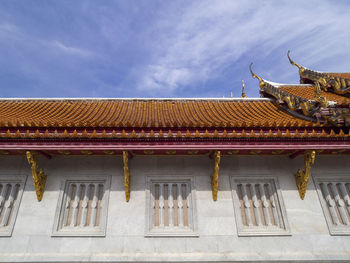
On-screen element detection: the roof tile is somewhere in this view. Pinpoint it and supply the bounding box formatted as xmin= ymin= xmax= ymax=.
xmin=278 ymin=86 xmax=350 ymax=105
xmin=0 ymin=99 xmax=312 ymax=128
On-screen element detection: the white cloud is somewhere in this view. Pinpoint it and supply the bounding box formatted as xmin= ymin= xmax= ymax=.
xmin=0 ymin=22 xmax=18 ymax=34
xmin=51 ymin=40 xmax=94 ymax=58
xmin=0 ymin=22 xmax=95 ymax=59
xmin=136 ymin=0 xmax=350 ymax=94
xmin=0 ymin=22 xmax=24 ymax=42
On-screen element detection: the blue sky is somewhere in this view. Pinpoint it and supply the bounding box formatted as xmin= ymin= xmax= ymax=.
xmin=0 ymin=1 xmax=350 ymax=98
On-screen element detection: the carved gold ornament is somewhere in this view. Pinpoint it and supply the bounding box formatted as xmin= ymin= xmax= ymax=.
xmin=57 ymin=150 xmax=70 ymax=155
xmin=254 ymin=59 xmax=342 ymax=125
xmin=289 ymin=50 xmax=350 ymax=95
xmin=103 ymin=150 xmax=115 ymax=155
xmin=123 ymin=151 xmax=130 ymax=202
xmin=314 ymin=81 xmax=328 ymax=108
xmin=241 ymin=80 xmax=247 ymax=98
xmin=249 ymin=150 xmax=262 ymax=155
xmin=295 ymin=150 xmax=316 ymax=200
xmin=80 ymin=150 xmax=93 ymax=155
xmin=227 ymin=150 xmax=239 ymax=155
xmin=249 ymin=63 xmax=265 ymax=89
xmin=26 ymin=151 xmax=47 ymax=201
xmin=287 ymin=50 xmax=305 ymax=76
xmin=211 ymin=150 xmax=221 ymax=201
xmin=271 ymin=150 xmax=284 ymax=155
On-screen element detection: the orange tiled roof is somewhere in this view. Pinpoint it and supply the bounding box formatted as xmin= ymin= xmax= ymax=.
xmin=325 ymin=73 xmax=350 ymax=79
xmin=0 ymin=99 xmax=313 ymax=128
xmin=278 ymin=85 xmax=350 ymax=105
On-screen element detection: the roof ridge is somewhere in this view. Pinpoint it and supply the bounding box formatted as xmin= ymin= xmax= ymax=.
xmin=0 ymin=97 xmax=272 ymax=101
xmin=264 ymin=80 xmax=313 ymax=87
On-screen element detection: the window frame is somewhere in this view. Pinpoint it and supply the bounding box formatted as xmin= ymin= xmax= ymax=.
xmin=52 ymin=175 xmax=111 ymax=237
xmin=0 ymin=174 xmax=27 ymax=237
xmin=145 ymin=176 xmax=198 ymax=237
xmin=230 ymin=175 xmax=291 ymax=236
xmin=313 ymin=174 xmax=350 ymax=235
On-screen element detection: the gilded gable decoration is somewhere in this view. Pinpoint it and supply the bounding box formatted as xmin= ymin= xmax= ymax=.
xmin=250 ymin=53 xmax=350 ymax=127
xmin=26 ymin=151 xmax=47 ymax=202
xmin=211 ymin=150 xmax=221 ymax=201
xmin=288 ymin=50 xmax=350 ymax=96
xmin=123 ymin=151 xmax=131 ymax=202
xmin=295 ymin=150 xmax=316 ymax=200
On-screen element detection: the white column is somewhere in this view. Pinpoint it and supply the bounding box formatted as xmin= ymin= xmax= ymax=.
xmin=151 ymin=183 xmax=156 ymax=228
xmin=321 ymin=183 xmax=340 ymax=225
xmin=70 ymin=184 xmax=82 ymax=227
xmin=177 ymin=183 xmax=184 ymax=227
xmin=250 ymin=184 xmax=262 ymax=226
xmin=0 ymin=184 xmax=8 ymax=216
xmin=159 ymin=183 xmax=164 ymax=227
xmin=241 ymin=183 xmax=253 ymax=226
xmin=331 ymin=183 xmax=349 ymax=225
xmin=63 ymin=184 xmax=73 ymax=227
xmin=0 ymin=184 xmax=17 ymax=227
xmin=168 ymin=183 xmax=174 ymax=227
xmin=186 ymin=183 xmax=192 ymax=227
xmin=259 ymin=184 xmax=271 ymax=226
xmin=266 ymin=183 xmax=279 ymax=226
xmin=89 ymin=183 xmax=99 ymax=227
xmin=80 ymin=184 xmax=89 ymax=227
xmin=339 ymin=183 xmax=350 ymax=217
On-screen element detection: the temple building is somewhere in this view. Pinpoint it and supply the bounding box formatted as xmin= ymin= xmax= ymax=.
xmin=0 ymin=52 xmax=350 ymax=262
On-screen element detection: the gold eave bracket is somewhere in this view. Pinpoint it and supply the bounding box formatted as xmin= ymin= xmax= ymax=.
xmin=123 ymin=151 xmax=131 ymax=202
xmin=26 ymin=151 xmax=47 ymax=202
xmin=211 ymin=150 xmax=221 ymax=201
xmin=295 ymin=150 xmax=316 ymax=200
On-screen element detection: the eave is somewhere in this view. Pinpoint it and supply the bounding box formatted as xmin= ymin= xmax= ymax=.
xmin=250 ymin=62 xmax=350 ymax=127
xmin=1 ymin=133 xmax=350 ymax=151
xmin=288 ymin=51 xmax=350 ymax=97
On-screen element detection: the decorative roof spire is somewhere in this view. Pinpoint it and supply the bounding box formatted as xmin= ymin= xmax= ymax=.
xmin=249 ymin=63 xmax=265 ymax=89
xmin=241 ymin=80 xmax=247 ymax=98
xmin=287 ymin=50 xmax=305 ymax=73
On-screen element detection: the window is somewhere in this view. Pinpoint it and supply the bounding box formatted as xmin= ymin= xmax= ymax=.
xmin=314 ymin=176 xmax=350 ymax=235
xmin=145 ymin=177 xmax=198 ymax=236
xmin=230 ymin=177 xmax=290 ymax=236
xmin=52 ymin=176 xmax=111 ymax=236
xmin=0 ymin=175 xmax=27 ymax=237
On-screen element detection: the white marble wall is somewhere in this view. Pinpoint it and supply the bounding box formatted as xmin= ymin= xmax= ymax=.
xmin=0 ymin=154 xmax=349 ymax=262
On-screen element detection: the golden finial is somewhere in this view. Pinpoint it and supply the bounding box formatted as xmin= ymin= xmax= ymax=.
xmin=241 ymin=80 xmax=247 ymax=98
xmin=230 ymin=91 xmax=233 ymax=98
xmin=249 ymin=63 xmax=262 ymax=81
xmin=287 ymin=50 xmax=304 ymax=71
xmin=249 ymin=63 xmax=264 ymax=89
